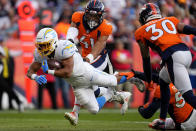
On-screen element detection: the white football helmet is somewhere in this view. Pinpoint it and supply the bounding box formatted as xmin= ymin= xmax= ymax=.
xmin=35 ymin=28 xmax=58 ymax=56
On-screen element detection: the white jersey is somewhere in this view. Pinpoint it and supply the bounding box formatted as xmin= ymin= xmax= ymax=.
xmin=33 ymin=40 xmax=117 ymax=87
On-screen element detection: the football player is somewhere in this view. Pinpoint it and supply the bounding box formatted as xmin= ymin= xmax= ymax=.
xmin=135 ymin=3 xmax=196 ymax=129
xmin=27 ymin=28 xmax=133 ymax=125
xmin=64 ymin=0 xmax=134 ymax=125
xmin=133 ymin=71 xmax=196 ymax=130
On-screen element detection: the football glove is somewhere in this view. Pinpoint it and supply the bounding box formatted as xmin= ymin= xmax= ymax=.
xmin=35 ymin=75 xmax=47 ymax=85
xmin=118 ymin=72 xmax=135 ymax=80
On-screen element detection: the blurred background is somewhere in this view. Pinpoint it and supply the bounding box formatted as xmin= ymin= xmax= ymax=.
xmin=0 ymin=0 xmax=195 ymax=111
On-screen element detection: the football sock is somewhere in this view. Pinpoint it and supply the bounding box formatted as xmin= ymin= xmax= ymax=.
xmin=159 ymin=79 xmax=170 ymax=120
xmin=72 ymin=97 xmax=80 ymax=116
xmin=96 ymin=96 xmax=106 ymax=110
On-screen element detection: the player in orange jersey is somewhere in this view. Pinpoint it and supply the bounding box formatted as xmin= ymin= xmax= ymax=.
xmin=133 ymin=71 xmax=196 ymax=130
xmin=64 ymin=0 xmax=133 ymax=126
xmin=135 ymin=3 xmax=196 ymax=129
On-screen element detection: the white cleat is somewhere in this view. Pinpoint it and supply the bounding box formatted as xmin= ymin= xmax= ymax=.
xmin=109 ymin=92 xmax=124 ymax=104
xmin=117 ymin=92 xmax=131 ymax=115
xmin=64 ymin=112 xmax=78 ymax=126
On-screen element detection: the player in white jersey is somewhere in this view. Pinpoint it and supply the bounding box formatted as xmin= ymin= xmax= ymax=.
xmin=27 ymin=28 xmax=134 ymax=125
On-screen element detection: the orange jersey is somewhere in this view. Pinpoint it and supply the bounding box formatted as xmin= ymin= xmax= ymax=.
xmin=154 ymin=84 xmax=193 ymax=123
xmin=135 ymin=17 xmax=183 ymax=52
xmin=72 ymin=11 xmax=113 ymax=57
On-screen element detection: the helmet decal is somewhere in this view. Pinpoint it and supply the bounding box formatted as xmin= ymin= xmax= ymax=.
xmin=44 ymin=29 xmax=53 ymax=38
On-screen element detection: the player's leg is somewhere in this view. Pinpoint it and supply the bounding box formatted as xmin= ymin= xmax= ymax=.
xmin=91 ymin=67 xmax=132 ymax=112
xmin=72 ymin=88 xmax=108 ymax=114
xmin=181 ymin=109 xmax=196 ymax=130
xmin=85 ymin=88 xmax=128 ymax=114
xmin=64 ymin=96 xmax=80 ymax=126
xmin=64 ymin=87 xmax=113 ymax=125
xmin=93 ymin=85 xmax=108 ymax=97
xmin=64 ymin=87 xmax=87 ymax=126
xmin=149 ymin=118 xmax=176 ymax=130
xmin=159 ymin=66 xmax=171 ymax=122
xmin=170 ymin=51 xmax=196 ymax=109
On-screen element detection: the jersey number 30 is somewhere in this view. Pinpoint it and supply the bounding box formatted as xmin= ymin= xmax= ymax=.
xmin=145 ymin=19 xmax=177 ymax=40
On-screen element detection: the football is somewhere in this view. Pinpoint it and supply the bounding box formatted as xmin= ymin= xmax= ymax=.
xmin=47 ymin=59 xmax=62 ymax=70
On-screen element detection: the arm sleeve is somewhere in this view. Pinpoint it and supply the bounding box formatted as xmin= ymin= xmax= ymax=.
xmin=143 ymin=56 xmax=152 ymax=83
xmin=133 ymin=70 xmax=159 ymax=83
xmin=182 ymin=25 xmax=196 ymax=35
xmin=138 ymin=98 xmax=161 ymax=119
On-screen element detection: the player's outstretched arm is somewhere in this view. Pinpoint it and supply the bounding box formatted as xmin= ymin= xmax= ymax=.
xmin=27 ymin=62 xmax=41 ymax=79
xmin=177 ymin=23 xmax=196 ymax=35
xmin=84 ymin=36 xmax=108 ymax=63
xmin=66 ymin=22 xmax=78 ymax=43
xmin=137 ymin=40 xmax=152 ymax=83
xmin=27 ymin=62 xmax=47 ymax=85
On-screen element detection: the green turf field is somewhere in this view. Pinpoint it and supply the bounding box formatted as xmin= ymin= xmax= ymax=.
xmin=0 ymin=109 xmax=160 ymax=131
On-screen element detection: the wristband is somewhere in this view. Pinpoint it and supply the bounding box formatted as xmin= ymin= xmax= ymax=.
xmin=183 ymin=25 xmax=196 ymax=35
xmin=31 ymin=74 xmax=37 ymax=80
xmin=48 ymin=70 xmax=55 ymax=75
xmin=86 ymin=54 xmax=94 ymax=63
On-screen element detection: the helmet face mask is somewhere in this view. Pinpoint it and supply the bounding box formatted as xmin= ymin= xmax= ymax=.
xmin=35 ymin=28 xmax=58 ymax=57
xmin=85 ymin=10 xmax=101 ymax=29
xmin=36 ymin=39 xmax=55 ymax=56
xmin=139 ymin=3 xmax=162 ymax=25
xmin=84 ymin=0 xmax=104 ymax=29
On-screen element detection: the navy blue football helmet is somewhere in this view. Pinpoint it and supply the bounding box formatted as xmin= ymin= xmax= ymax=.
xmin=139 ymin=3 xmax=162 ymax=25
xmin=84 ymin=0 xmax=105 ymax=29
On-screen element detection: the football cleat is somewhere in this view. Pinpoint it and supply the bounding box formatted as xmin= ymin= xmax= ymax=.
xmin=64 ymin=112 xmax=78 ymax=126
xmin=149 ymin=119 xmax=165 ymax=130
xmin=129 ymin=77 xmax=145 ymax=92
xmin=116 ymin=92 xmax=131 ymax=115
xmin=110 ymin=92 xmax=124 ymax=104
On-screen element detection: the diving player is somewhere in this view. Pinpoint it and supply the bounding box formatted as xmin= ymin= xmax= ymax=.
xmin=27 ymin=28 xmax=133 ymax=125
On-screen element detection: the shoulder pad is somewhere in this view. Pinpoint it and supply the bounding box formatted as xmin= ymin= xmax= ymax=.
xmin=99 ymin=20 xmax=113 ymax=36
xmin=72 ymin=11 xmax=84 ymax=23
xmin=55 ymin=40 xmax=77 ymax=60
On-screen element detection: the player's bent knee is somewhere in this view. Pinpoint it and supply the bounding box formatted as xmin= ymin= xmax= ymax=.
xmin=74 ymin=90 xmax=89 ymax=105
xmin=88 ymin=107 xmax=99 ymax=114
xmin=86 ymin=103 xmax=99 ymax=114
